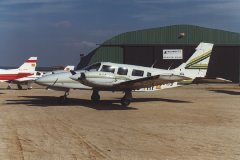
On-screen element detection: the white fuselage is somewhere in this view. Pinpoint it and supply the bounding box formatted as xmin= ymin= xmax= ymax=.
xmin=36 ymin=62 xmax=199 ymax=91
xmin=0 ymin=68 xmax=34 ymax=82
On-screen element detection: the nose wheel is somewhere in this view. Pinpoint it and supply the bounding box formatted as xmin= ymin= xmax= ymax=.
xmin=121 ymin=90 xmax=132 ymax=106
xmin=59 ymin=90 xmax=70 ymax=104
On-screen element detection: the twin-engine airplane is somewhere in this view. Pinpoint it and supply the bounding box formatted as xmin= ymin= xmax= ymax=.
xmin=36 ymin=42 xmax=213 ymax=106
xmin=0 ymin=57 xmax=38 ymax=89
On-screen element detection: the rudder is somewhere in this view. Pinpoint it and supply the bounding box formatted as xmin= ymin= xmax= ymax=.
xmin=18 ymin=57 xmax=38 ymax=73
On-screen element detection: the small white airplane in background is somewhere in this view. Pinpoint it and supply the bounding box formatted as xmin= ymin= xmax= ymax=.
xmin=0 ymin=57 xmax=38 ymax=89
xmin=36 ymin=42 xmax=213 ymax=106
xmin=43 ymin=65 xmax=75 ymax=77
xmin=9 ymin=71 xmax=43 ymax=90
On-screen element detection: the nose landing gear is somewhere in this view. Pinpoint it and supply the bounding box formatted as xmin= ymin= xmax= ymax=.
xmin=59 ymin=90 xmax=70 ymax=104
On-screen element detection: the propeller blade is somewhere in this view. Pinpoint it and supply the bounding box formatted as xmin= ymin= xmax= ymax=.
xmin=70 ymin=70 xmax=76 ymax=75
xmin=79 ymin=72 xmax=86 ymax=80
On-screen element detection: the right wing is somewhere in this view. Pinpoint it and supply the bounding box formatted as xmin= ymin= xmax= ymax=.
xmin=113 ymin=74 xmax=190 ymax=90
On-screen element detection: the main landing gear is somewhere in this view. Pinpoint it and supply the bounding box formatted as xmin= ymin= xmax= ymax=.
xmin=7 ymin=83 xmax=12 ymax=89
xmin=90 ymin=90 xmax=133 ymax=106
xmin=91 ymin=90 xmax=100 ymax=103
xmin=59 ymin=90 xmax=70 ymax=103
xmin=17 ymin=84 xmax=23 ymax=90
xmin=121 ymin=90 xmax=132 ymax=107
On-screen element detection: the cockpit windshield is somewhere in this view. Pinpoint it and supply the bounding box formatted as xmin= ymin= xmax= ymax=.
xmin=83 ymin=63 xmax=101 ymax=71
xmin=100 ymin=65 xmax=115 ymax=73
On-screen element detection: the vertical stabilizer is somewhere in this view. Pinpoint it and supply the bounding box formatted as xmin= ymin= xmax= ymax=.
xmin=18 ymin=57 xmax=38 ymax=73
xmin=174 ymin=42 xmax=214 ymax=79
xmin=185 ymin=42 xmax=213 ymax=69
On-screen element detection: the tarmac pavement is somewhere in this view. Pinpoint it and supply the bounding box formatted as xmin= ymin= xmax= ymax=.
xmin=0 ymin=83 xmax=239 ymax=160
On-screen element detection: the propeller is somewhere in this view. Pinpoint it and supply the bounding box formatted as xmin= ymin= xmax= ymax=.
xmin=70 ymin=70 xmax=76 ymax=75
xmin=79 ymin=72 xmax=86 ymax=81
xmin=70 ymin=72 xmax=86 ymax=81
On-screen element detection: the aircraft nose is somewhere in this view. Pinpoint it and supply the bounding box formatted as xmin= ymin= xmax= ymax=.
xmin=35 ymin=75 xmax=57 ymax=86
xmin=35 ymin=76 xmax=47 ymax=85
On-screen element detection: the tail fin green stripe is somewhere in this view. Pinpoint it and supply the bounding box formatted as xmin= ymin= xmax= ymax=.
xmin=185 ymin=50 xmax=212 ymax=68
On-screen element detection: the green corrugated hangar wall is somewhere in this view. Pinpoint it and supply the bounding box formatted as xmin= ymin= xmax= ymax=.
xmin=77 ymin=25 xmax=240 ymax=82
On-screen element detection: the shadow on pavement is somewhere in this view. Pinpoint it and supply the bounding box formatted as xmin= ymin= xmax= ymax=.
xmin=6 ymin=96 xmax=137 ymax=110
xmin=209 ymin=90 xmax=240 ymax=95
xmin=131 ymin=98 xmax=191 ymax=103
xmin=5 ymin=96 xmax=191 ymax=110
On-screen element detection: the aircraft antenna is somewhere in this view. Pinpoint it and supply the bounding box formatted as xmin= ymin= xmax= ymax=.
xmin=168 ymin=63 xmax=174 ymax=70
xmin=151 ymin=58 xmax=159 ymax=68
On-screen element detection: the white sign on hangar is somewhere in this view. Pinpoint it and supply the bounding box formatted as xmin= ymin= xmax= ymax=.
xmin=163 ymin=49 xmax=183 ymax=59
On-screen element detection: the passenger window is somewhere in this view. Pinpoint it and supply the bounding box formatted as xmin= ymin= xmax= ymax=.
xmin=100 ymin=65 xmax=115 ymax=73
xmin=132 ymin=69 xmax=144 ymax=77
xmin=147 ymin=72 xmax=151 ymax=77
xmin=117 ymin=67 xmax=128 ymax=75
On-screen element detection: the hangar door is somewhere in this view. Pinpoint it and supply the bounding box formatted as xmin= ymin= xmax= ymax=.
xmin=123 ymin=45 xmax=240 ymax=82
xmin=208 ymin=46 xmax=240 ymax=83
xmin=124 ymin=46 xmax=154 ymax=67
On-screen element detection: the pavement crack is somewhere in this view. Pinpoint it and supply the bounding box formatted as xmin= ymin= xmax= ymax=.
xmin=14 ymin=131 xmax=25 ymax=160
xmin=57 ymin=119 xmax=112 ymax=160
xmin=6 ymin=117 xmax=25 ymax=160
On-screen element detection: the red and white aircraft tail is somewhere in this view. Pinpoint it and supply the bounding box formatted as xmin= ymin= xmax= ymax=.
xmin=0 ymin=57 xmax=38 ymax=82
xmin=18 ymin=57 xmax=38 ymax=73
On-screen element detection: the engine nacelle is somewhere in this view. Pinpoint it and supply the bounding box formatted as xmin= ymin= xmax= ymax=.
xmin=71 ymin=71 xmax=117 ymax=88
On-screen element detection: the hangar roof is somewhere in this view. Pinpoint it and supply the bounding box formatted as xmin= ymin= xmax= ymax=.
xmin=103 ymin=25 xmax=240 ymax=45
xmin=77 ymin=24 xmax=240 ymax=69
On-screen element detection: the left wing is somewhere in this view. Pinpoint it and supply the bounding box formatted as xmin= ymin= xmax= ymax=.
xmin=113 ymin=74 xmax=190 ymax=90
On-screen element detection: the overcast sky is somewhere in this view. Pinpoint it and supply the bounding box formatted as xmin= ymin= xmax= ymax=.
xmin=0 ymin=0 xmax=239 ymax=67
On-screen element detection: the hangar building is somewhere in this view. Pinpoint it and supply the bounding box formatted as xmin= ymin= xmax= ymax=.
xmin=77 ymin=25 xmax=240 ymax=82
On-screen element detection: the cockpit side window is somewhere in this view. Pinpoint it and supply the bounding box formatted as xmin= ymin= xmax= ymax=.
xmin=84 ymin=63 xmax=101 ymax=71
xmin=117 ymin=67 xmax=128 ymax=75
xmin=132 ymin=69 xmax=144 ymax=77
xmin=100 ymin=65 xmax=115 ymax=73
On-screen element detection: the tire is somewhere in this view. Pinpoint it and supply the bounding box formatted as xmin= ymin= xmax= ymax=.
xmin=59 ymin=96 xmax=69 ymax=104
xmin=91 ymin=94 xmax=100 ymax=102
xmin=121 ymin=98 xmax=131 ymax=106
xmin=17 ymin=84 xmax=23 ymax=90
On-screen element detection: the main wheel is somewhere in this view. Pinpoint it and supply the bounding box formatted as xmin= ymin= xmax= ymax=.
xmin=91 ymin=94 xmax=100 ymax=102
xmin=91 ymin=90 xmax=100 ymax=103
xmin=17 ymin=84 xmax=23 ymax=90
xmin=121 ymin=98 xmax=131 ymax=106
xmin=59 ymin=96 xmax=69 ymax=104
